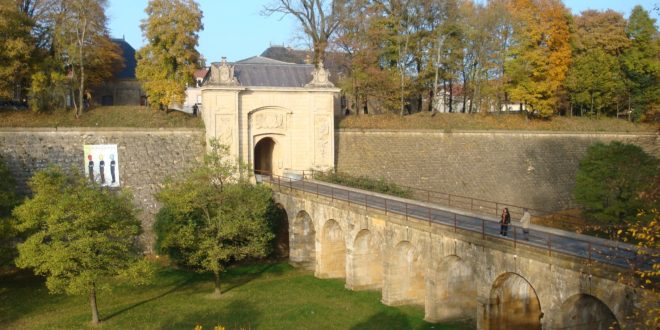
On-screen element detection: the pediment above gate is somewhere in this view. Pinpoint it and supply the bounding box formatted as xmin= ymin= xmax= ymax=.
xmin=249 ymin=108 xmax=289 ymax=133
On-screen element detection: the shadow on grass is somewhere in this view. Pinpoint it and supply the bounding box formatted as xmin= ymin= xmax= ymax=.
xmin=350 ymin=310 xmax=472 ymax=330
xmin=102 ymin=278 xmax=193 ymax=322
xmin=168 ymin=299 xmax=262 ymax=330
xmin=351 ymin=310 xmax=413 ymax=330
xmin=221 ymin=262 xmax=287 ymax=294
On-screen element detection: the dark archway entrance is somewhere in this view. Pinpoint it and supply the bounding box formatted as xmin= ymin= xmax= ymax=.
xmin=271 ymin=204 xmax=289 ymax=258
xmin=254 ymin=137 xmax=275 ymax=175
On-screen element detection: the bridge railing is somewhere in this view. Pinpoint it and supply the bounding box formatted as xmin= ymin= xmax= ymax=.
xmin=258 ymin=172 xmax=647 ymax=270
xmin=299 ymin=169 xmax=586 ymax=233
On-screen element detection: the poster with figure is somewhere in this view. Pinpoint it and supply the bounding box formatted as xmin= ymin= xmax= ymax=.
xmin=83 ymin=144 xmax=120 ymax=187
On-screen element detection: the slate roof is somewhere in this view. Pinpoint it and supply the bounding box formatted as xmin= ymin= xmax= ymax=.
xmin=234 ymin=56 xmax=314 ymax=87
xmin=112 ymin=38 xmax=136 ymax=79
xmin=208 ymin=56 xmax=315 ymax=88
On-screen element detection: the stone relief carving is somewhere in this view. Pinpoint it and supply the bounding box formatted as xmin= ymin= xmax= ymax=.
xmin=216 ymin=115 xmax=233 ymax=146
xmin=305 ymin=62 xmax=335 ymax=88
xmin=253 ymin=111 xmax=285 ymax=129
xmin=315 ymin=116 xmax=330 ymax=163
xmin=210 ymin=57 xmax=238 ymax=86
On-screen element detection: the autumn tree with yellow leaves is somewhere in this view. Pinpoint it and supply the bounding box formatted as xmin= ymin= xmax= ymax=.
xmin=505 ymin=0 xmax=571 ymax=117
xmin=136 ymin=0 xmax=203 ymax=109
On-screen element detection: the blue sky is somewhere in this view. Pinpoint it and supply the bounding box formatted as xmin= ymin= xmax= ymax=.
xmin=107 ymin=0 xmax=659 ymax=64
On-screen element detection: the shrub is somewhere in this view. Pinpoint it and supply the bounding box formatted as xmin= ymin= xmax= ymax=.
xmin=313 ymin=171 xmax=412 ymax=198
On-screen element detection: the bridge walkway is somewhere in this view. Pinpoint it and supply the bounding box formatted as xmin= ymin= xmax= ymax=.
xmin=262 ymin=175 xmax=646 ymax=269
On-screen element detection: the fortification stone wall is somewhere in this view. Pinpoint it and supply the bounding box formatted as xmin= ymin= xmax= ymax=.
xmin=0 ymin=128 xmax=205 ymax=251
xmin=335 ymin=129 xmax=658 ymax=211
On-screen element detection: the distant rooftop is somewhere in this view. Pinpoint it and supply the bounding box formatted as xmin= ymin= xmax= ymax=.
xmin=111 ymin=38 xmax=136 ymax=79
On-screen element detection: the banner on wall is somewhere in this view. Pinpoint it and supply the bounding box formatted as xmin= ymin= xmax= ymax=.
xmin=83 ymin=144 xmax=120 ymax=187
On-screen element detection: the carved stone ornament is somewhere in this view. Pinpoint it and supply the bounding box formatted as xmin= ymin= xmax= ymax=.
xmin=253 ymin=112 xmax=285 ymax=129
xmin=210 ymin=57 xmax=238 ymax=86
xmin=305 ymin=62 xmax=335 ymax=88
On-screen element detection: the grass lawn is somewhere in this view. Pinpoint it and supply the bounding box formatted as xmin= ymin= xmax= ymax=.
xmin=338 ymin=112 xmax=657 ymax=132
xmin=0 ymin=106 xmax=203 ymax=128
xmin=0 ymin=262 xmax=472 ymax=330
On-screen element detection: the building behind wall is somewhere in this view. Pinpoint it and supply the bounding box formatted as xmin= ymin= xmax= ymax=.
xmin=201 ymin=56 xmax=339 ymax=176
xmin=92 ymin=38 xmax=145 ymax=106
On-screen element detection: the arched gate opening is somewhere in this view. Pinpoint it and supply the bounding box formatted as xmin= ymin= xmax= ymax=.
xmin=254 ymin=137 xmax=275 ymax=175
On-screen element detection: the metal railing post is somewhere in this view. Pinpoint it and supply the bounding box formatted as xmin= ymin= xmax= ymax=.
xmin=513 ymin=227 xmax=517 ymax=248
xmin=548 ymin=234 xmax=552 ymax=256
xmin=495 ymin=203 xmax=499 ymax=216
xmin=482 ymin=219 xmax=485 ymax=239
xmin=364 ymin=194 xmax=367 ymax=209
xmin=588 ymin=242 xmax=592 ymax=264
xmin=427 ymin=190 xmax=430 ymax=203
xmin=316 ymin=182 xmax=319 ymax=197
xmin=405 ymin=203 xmax=408 ymax=220
xmin=454 ymin=213 xmax=457 ymax=232
xmin=385 ymin=198 xmax=388 ymax=215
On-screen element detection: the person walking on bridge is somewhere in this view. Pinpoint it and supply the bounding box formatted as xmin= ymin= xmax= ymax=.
xmin=500 ymin=208 xmax=511 ymax=236
xmin=521 ymin=208 xmax=531 ymax=240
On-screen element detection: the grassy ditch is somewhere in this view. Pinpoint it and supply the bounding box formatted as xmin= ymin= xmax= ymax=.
xmin=0 ymin=262 xmax=472 ymax=329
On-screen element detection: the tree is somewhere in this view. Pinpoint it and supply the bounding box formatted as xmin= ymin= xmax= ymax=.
xmin=566 ymin=9 xmax=630 ymax=117
xmin=505 ymin=0 xmax=571 ymax=117
xmin=0 ymin=155 xmax=19 ymax=268
xmin=52 ymin=0 xmax=122 ymax=117
xmin=136 ymin=0 xmax=203 ymax=109
xmin=13 ymin=166 xmax=153 ymax=325
xmin=155 ymin=142 xmax=274 ymax=297
xmin=565 ymin=48 xmax=626 ymax=117
xmin=0 ymin=1 xmax=35 ymax=100
xmin=573 ymin=142 xmax=659 ymax=234
xmin=263 ymin=0 xmax=346 ymax=66
xmin=621 ymin=5 xmax=660 ymax=121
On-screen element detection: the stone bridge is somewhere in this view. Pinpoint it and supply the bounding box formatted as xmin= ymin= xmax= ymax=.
xmin=265 ymin=177 xmax=648 ymax=329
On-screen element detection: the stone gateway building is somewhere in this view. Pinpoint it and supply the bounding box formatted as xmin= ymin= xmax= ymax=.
xmin=201 ymin=56 xmax=339 ymax=175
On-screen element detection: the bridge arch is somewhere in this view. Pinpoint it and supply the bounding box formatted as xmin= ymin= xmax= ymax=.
xmin=350 ymin=229 xmax=383 ymax=289
xmin=319 ymin=219 xmax=346 ymax=278
xmin=488 ymin=272 xmax=542 ymax=330
xmin=290 ymin=210 xmax=315 ymax=270
xmin=554 ymin=294 xmax=619 ymax=330
xmin=426 ymin=255 xmax=476 ymax=322
xmin=271 ymin=203 xmax=289 ymax=258
xmin=385 ymin=241 xmax=425 ymax=305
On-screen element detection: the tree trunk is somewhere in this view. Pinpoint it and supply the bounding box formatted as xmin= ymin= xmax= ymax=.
xmin=448 ymin=79 xmax=454 ymax=113
xmin=214 ymin=271 xmax=221 ymax=296
xmin=90 ymin=283 xmax=100 ymax=324
xmin=77 ymin=18 xmax=87 ymax=119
